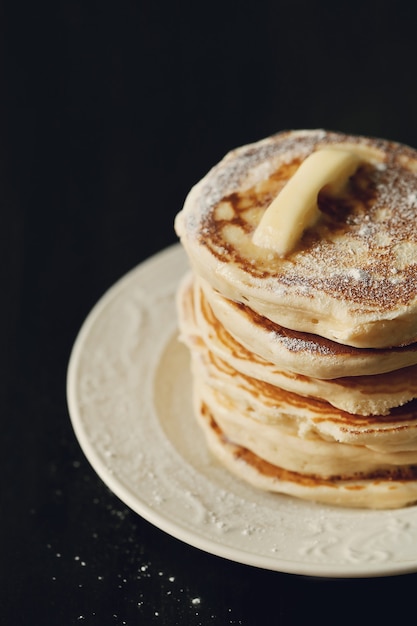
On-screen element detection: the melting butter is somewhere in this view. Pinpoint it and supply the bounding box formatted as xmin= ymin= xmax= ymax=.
xmin=252 ymin=148 xmax=363 ymax=256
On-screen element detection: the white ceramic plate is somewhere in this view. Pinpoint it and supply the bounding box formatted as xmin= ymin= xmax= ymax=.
xmin=67 ymin=244 xmax=417 ymax=578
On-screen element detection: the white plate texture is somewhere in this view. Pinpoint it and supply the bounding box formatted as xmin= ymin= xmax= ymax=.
xmin=67 ymin=244 xmax=417 ymax=578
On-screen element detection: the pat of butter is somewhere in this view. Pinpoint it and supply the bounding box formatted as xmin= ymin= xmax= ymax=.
xmin=252 ymin=148 xmax=362 ymax=256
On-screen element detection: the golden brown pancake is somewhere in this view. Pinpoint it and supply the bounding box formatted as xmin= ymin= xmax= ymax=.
xmin=178 ymin=273 xmax=417 ymax=416
xmin=175 ymin=129 xmax=417 ymax=349
xmin=197 ymin=403 xmax=417 ymax=510
xmin=198 ymin=276 xmax=417 ymax=379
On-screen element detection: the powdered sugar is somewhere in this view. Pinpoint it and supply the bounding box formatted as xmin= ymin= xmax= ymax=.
xmin=271 ymin=332 xmax=332 ymax=355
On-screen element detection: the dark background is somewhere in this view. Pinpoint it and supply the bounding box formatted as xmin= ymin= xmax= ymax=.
xmin=3 ymin=1 xmax=417 ymax=624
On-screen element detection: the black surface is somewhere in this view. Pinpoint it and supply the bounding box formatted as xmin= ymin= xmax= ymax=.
xmin=4 ymin=1 xmax=417 ymax=624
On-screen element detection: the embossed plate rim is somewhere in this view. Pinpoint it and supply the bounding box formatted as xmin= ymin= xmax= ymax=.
xmin=67 ymin=244 xmax=417 ymax=578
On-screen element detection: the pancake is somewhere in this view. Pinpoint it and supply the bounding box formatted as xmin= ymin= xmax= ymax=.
xmin=175 ymin=129 xmax=417 ymax=349
xmin=174 ymin=129 xmax=417 ymax=509
xmin=197 ymin=405 xmax=417 ymax=510
xmin=191 ymin=354 xmax=417 ymax=458
xmin=177 ymin=272 xmax=417 ymax=416
xmin=199 ymin=275 xmax=417 ymax=379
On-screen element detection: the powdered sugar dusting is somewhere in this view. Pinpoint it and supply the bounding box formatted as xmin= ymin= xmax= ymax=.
xmin=190 ymin=130 xmax=330 ymax=219
xmin=275 ymin=334 xmax=332 ymax=355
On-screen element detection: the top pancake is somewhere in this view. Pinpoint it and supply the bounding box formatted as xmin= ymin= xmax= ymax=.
xmin=175 ymin=129 xmax=417 ymax=349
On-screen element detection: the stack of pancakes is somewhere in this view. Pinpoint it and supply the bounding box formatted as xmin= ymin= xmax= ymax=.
xmin=174 ymin=129 xmax=417 ymax=509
